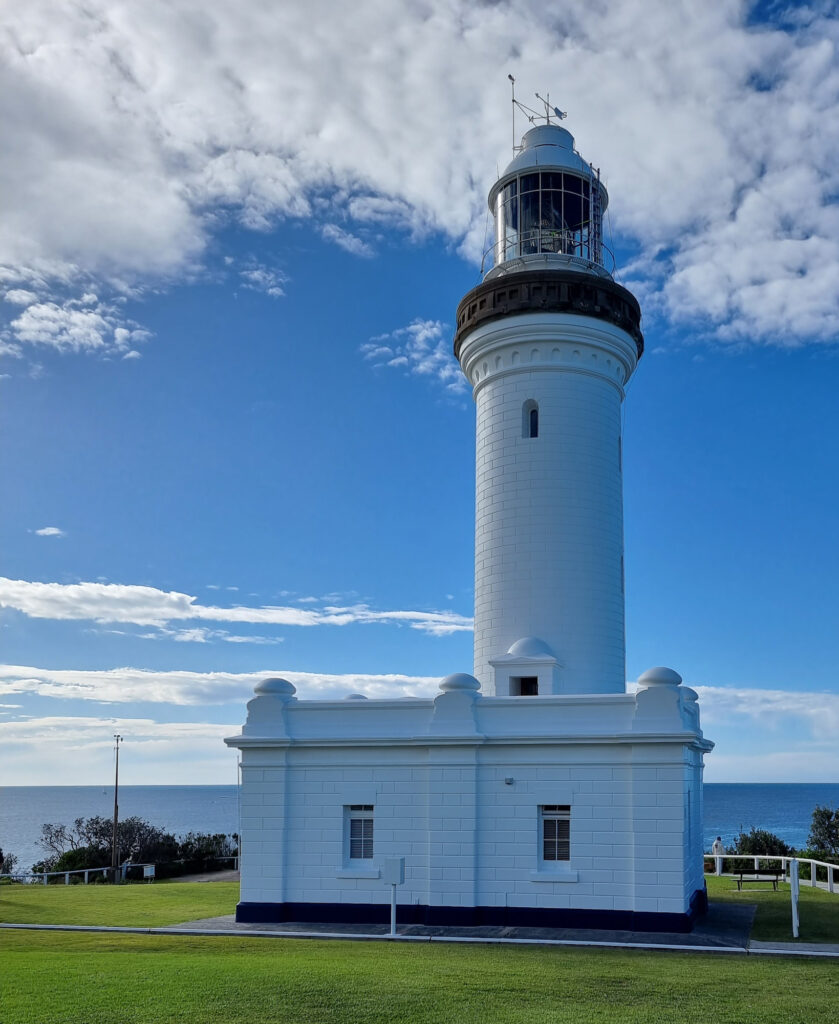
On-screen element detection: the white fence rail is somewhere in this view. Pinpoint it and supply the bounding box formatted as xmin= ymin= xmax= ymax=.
xmin=1 ymin=853 xmax=239 ymax=886
xmin=703 ymin=852 xmax=837 ymax=893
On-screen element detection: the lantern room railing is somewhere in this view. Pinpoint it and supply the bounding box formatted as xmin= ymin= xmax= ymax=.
xmin=481 ymin=231 xmax=616 ymax=276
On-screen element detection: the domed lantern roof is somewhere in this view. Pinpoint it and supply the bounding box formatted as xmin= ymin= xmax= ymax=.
xmin=489 ymin=124 xmax=609 ymax=212
xmin=484 ymin=121 xmax=611 ymax=279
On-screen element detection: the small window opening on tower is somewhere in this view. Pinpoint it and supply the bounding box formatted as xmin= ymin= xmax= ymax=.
xmin=523 ymin=400 xmax=539 ymax=438
xmin=512 ymin=676 xmax=538 ymax=696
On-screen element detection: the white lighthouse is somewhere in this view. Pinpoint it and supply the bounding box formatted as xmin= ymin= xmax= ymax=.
xmin=226 ymin=113 xmax=713 ymax=934
xmin=456 ymin=122 xmax=642 ymax=696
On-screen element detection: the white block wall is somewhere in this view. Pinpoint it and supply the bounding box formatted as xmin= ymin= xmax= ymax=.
xmin=228 ymin=682 xmax=711 ymax=922
xmin=458 ymin=314 xmax=639 ymax=694
xmin=236 ymin=746 xmax=702 ymax=916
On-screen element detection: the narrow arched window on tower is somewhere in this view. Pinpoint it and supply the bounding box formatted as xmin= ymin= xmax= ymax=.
xmin=523 ymin=400 xmax=539 ymax=438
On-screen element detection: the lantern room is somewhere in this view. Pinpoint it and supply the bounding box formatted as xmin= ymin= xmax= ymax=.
xmin=485 ymin=124 xmax=610 ymax=279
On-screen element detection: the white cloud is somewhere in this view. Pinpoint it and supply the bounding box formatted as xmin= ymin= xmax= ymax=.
xmin=147 ymin=626 xmax=284 ymax=646
xmin=3 ymin=289 xmax=38 ymax=305
xmin=2 ymin=2 xmax=839 ymax=347
xmin=0 ymin=664 xmax=440 ymax=706
xmin=34 ymin=526 xmax=65 ymax=537
xmin=692 ymin=684 xmax=839 ymax=742
xmin=0 ymin=714 xmax=239 ymax=786
xmin=361 ymin=319 xmax=467 ymax=393
xmin=320 ymin=224 xmax=374 ymax=258
xmin=0 ymin=576 xmax=473 ymax=636
xmin=239 ymin=266 xmax=287 ymax=297
xmin=5 ymin=295 xmax=151 ymax=357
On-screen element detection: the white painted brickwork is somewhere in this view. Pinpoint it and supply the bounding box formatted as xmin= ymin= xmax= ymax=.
xmin=227 ymin=674 xmax=712 ymax=917
xmin=458 ymin=314 xmax=639 ymax=694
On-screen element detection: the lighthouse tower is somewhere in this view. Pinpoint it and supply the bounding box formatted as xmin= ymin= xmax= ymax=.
xmin=226 ymin=112 xmax=712 ymax=934
xmin=454 ymin=122 xmax=643 ymax=696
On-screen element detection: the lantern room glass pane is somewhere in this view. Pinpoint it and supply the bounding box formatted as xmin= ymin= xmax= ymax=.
xmin=520 ymin=190 xmax=540 ymax=254
xmin=493 ymin=171 xmax=602 ymax=267
xmin=540 ymin=190 xmax=564 ymax=253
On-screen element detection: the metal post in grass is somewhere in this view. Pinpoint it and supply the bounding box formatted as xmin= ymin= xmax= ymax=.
xmin=111 ymin=734 xmax=123 ymax=881
xmin=790 ymin=857 xmax=799 ymax=939
xmin=383 ymin=858 xmax=405 ymax=937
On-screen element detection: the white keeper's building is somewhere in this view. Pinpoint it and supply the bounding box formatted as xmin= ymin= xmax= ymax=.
xmin=226 ymin=120 xmax=713 ymax=932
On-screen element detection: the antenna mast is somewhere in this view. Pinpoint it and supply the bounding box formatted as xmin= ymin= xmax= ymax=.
xmin=508 ymin=75 xmax=516 ymax=155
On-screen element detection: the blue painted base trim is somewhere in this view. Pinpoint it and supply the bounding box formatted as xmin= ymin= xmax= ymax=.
xmin=236 ymin=887 xmax=706 ymax=934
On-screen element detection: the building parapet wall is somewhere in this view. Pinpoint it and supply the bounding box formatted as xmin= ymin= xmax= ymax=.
xmin=225 ymin=671 xmax=710 ymax=753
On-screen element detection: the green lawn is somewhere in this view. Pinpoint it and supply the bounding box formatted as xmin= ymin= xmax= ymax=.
xmin=705 ymin=874 xmax=839 ymax=943
xmin=2 ymin=930 xmax=838 ymax=1024
xmin=3 ymin=876 xmax=838 ymax=944
xmin=0 ymin=880 xmax=238 ymax=926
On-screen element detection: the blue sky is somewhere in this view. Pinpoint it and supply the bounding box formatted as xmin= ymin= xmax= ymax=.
xmin=1 ymin=0 xmax=839 ymax=786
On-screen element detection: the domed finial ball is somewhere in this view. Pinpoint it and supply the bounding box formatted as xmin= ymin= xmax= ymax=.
xmin=637 ymin=667 xmax=682 ymax=688
xmin=439 ymin=673 xmax=481 ymax=692
xmin=254 ymin=677 xmax=297 ymax=696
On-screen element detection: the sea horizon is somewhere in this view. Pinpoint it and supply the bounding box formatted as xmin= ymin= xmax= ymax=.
xmin=3 ymin=782 xmax=838 ymax=876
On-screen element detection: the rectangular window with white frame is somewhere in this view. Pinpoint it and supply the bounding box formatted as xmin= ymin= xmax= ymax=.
xmin=346 ymin=804 xmax=374 ymax=861
xmin=541 ymin=804 xmax=570 ymax=863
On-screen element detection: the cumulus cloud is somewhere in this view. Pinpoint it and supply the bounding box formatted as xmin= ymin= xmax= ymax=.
xmin=239 ymin=266 xmax=287 ymax=297
xmin=4 ymin=294 xmax=151 ymax=357
xmin=0 ymin=576 xmax=473 ymax=636
xmin=320 ymin=224 xmax=374 ymax=258
xmin=1 ymin=2 xmax=839 ymax=350
xmin=33 ymin=526 xmax=65 ymax=537
xmin=361 ymin=319 xmax=467 ymax=393
xmin=3 ymin=289 xmax=38 ymax=305
xmin=0 ymin=664 xmax=440 ymax=705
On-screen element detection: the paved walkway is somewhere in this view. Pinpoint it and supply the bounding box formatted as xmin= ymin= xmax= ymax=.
xmin=173 ymin=869 xmax=239 ymax=883
xmin=174 ymin=900 xmax=756 ymax=950
xmin=5 ymin=894 xmax=838 ymax=957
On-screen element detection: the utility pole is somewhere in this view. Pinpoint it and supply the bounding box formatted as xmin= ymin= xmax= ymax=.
xmin=111 ymin=734 xmax=122 ymax=880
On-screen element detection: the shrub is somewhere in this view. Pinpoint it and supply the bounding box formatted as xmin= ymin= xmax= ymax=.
xmin=0 ymin=847 xmax=19 ymax=874
xmin=808 ymin=806 xmax=839 ymax=858
xmin=731 ymin=828 xmax=794 ymax=858
xmin=32 ymin=815 xmax=238 ymax=879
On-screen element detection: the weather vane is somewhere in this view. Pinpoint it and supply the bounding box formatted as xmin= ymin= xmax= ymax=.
xmin=508 ymin=75 xmax=567 ymax=153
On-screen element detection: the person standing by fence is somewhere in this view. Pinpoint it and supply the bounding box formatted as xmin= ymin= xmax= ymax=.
xmin=712 ymin=836 xmax=725 ymax=876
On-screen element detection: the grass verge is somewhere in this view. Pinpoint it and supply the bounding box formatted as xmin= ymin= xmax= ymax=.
xmin=705 ymin=874 xmax=839 ymax=942
xmin=2 ymin=931 xmax=839 ymax=1024
xmin=0 ymin=880 xmax=238 ymax=926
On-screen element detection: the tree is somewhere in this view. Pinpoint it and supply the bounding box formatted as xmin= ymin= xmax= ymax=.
xmin=35 ymin=815 xmax=178 ymax=871
xmin=0 ymin=847 xmax=19 ymax=873
xmin=731 ymin=827 xmax=794 ymax=857
xmin=808 ymin=805 xmax=839 ymax=857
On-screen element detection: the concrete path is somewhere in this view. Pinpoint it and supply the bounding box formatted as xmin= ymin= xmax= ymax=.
xmin=173 ymin=900 xmax=755 ymax=950
xmin=5 ymin=898 xmax=838 ymax=957
xmin=172 ymin=869 xmax=239 ymax=883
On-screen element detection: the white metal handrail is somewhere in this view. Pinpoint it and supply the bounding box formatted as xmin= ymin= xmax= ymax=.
xmin=703 ymin=852 xmax=837 ymax=893
xmin=481 ymin=232 xmax=616 ymax=275
xmin=1 ymin=853 xmax=239 ymax=886
xmin=0 ymin=866 xmax=110 ymax=885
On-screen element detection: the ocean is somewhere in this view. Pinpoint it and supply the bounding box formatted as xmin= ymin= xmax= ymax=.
xmin=2 ymin=783 xmax=837 ymax=874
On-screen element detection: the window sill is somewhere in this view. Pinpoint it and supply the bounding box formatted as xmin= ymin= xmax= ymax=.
xmin=336 ymin=868 xmax=381 ymax=879
xmin=529 ymin=869 xmax=579 ymax=883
